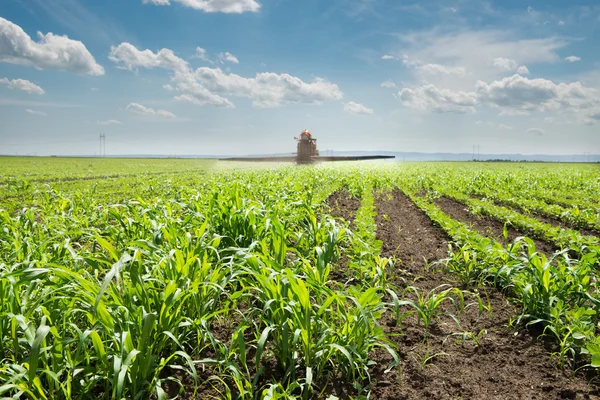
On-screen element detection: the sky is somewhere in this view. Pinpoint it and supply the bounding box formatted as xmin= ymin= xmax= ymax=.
xmin=0 ymin=0 xmax=599 ymax=156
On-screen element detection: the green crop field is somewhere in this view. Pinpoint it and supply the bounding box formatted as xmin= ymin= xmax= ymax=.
xmin=1 ymin=157 xmax=599 ymax=399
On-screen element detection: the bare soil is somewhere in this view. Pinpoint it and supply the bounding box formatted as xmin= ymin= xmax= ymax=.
xmin=434 ymin=196 xmax=558 ymax=255
xmin=357 ymin=189 xmax=598 ymax=400
xmin=327 ymin=190 xmax=361 ymax=225
xmin=327 ymin=190 xmax=362 ymax=283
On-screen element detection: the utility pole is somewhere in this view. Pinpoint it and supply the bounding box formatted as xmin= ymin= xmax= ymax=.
xmin=472 ymin=145 xmax=480 ymax=161
xmin=99 ymin=133 xmax=106 ymax=157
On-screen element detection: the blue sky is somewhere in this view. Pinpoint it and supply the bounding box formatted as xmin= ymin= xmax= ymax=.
xmin=0 ymin=0 xmax=599 ymax=156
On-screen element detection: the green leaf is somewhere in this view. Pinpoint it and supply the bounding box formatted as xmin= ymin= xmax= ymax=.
xmin=256 ymin=326 xmax=273 ymax=368
xmin=95 ymin=234 xmax=120 ymax=262
xmin=29 ymin=325 xmax=51 ymax=388
xmin=94 ymin=252 xmax=131 ymax=314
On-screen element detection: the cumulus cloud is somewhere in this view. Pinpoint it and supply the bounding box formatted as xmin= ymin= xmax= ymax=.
xmin=192 ymin=47 xmax=209 ymax=60
xmin=499 ymin=124 xmax=514 ymax=130
xmin=344 ymin=101 xmax=373 ymax=115
xmin=0 ymin=78 xmax=45 ymax=94
xmin=527 ymin=127 xmax=544 ymax=135
xmin=381 ymin=54 xmax=395 ymax=60
xmin=97 ymin=119 xmax=123 ymax=125
xmin=141 ymin=0 xmax=260 ymax=13
xmin=194 ymin=67 xmax=343 ymax=107
xmin=398 ymin=84 xmax=478 ymax=113
xmin=25 ymin=109 xmax=47 ymax=116
xmin=491 ymin=58 xmax=530 ymax=75
xmin=380 ymin=80 xmax=396 ymax=88
xmin=218 ymin=52 xmax=239 ymax=64
xmin=109 ymin=43 xmax=189 ymax=73
xmin=109 ymin=42 xmax=343 ymax=108
xmin=0 ymin=17 xmax=104 ymax=75
xmin=398 ymin=74 xmax=600 ymax=123
xmin=492 ymin=57 xmax=518 ymax=71
xmin=174 ymin=82 xmax=235 ymax=108
xmin=565 ymin=56 xmax=581 ymax=63
xmin=126 ymin=102 xmax=176 ymax=118
xmin=475 ymin=74 xmax=600 ymax=119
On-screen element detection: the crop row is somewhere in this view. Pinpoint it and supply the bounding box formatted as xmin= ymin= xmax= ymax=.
xmin=1 ymin=162 xmax=599 ymax=399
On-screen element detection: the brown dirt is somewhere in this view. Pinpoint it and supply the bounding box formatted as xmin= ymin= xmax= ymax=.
xmin=434 ymin=196 xmax=558 ymax=255
xmin=327 ymin=190 xmax=361 ymax=224
xmin=327 ymin=190 xmax=362 ymax=283
xmin=374 ymin=189 xmax=450 ymax=291
xmin=359 ymin=189 xmax=599 ymax=400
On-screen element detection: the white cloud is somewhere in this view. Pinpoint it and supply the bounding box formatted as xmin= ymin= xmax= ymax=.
xmin=397 ymin=74 xmax=600 ymax=123
xmin=141 ymin=0 xmax=260 ymax=13
xmin=399 ymin=55 xmax=467 ymax=77
xmin=0 ymin=17 xmax=104 ymax=75
xmin=126 ymin=102 xmax=176 ymax=118
xmin=174 ymin=82 xmax=235 ymax=108
xmin=398 ymin=84 xmax=478 ymax=114
xmin=475 ymin=74 xmax=600 ymax=120
xmin=0 ymin=78 xmax=45 ymax=95
xmin=111 ymin=43 xmax=343 ymax=108
xmin=492 ymin=58 xmax=529 ymax=75
xmin=527 ymin=127 xmax=544 ymax=135
xmin=475 ymin=120 xmax=483 ymax=124
xmin=565 ymin=56 xmax=581 ymax=63
xmin=492 ymin=57 xmax=518 ymax=71
xmin=402 ymin=30 xmax=566 ymax=67
xmin=97 ymin=119 xmax=123 ymax=125
xmin=381 ymin=54 xmax=395 ymax=60
xmin=418 ymin=63 xmax=466 ymax=76
xmin=25 ymin=109 xmax=47 ymax=116
xmin=394 ymin=29 xmax=567 ymax=90
xmin=558 ymin=20 xmax=565 ymax=26
xmin=499 ymin=109 xmax=530 ymax=116
xmin=194 ymin=67 xmax=344 ymax=107
xmin=344 ymin=101 xmax=373 ymax=115
xmin=380 ymin=80 xmax=396 ymax=88
xmin=91 ymin=87 xmax=100 ymax=91
xmin=499 ymin=124 xmax=514 ymax=130
xmin=218 ymin=52 xmax=239 ymax=64
xmin=163 ymin=84 xmax=174 ymax=91
xmin=192 ymin=47 xmax=209 ymax=60
xmin=109 ymin=43 xmax=189 ymax=73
